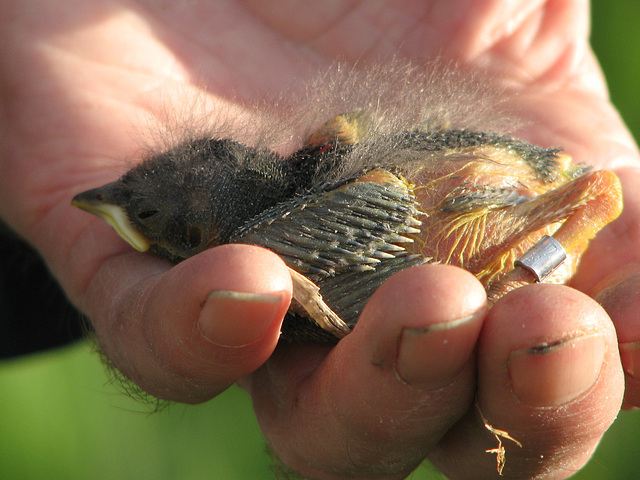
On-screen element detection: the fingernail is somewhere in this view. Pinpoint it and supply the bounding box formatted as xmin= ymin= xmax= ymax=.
xmin=198 ymin=290 xmax=283 ymax=347
xmin=620 ymin=341 xmax=640 ymax=378
xmin=509 ymin=334 xmax=605 ymax=407
xmin=397 ymin=311 xmax=483 ymax=387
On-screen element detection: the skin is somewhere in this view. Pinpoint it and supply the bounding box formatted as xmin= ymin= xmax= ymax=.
xmin=1 ymin=1 xmax=639 ymax=479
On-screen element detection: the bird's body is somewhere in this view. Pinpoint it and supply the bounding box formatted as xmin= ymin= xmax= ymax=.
xmin=72 ymin=65 xmax=623 ymax=342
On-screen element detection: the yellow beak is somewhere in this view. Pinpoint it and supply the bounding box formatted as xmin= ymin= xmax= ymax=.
xmin=72 ymin=193 xmax=152 ymax=253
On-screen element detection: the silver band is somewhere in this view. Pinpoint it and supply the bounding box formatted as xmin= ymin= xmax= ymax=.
xmin=514 ymin=235 xmax=567 ymax=282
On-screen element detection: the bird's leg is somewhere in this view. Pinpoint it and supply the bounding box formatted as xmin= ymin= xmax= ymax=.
xmin=288 ymin=268 xmax=351 ymax=338
xmin=542 ymin=170 xmax=622 ymax=255
xmin=487 ymin=170 xmax=622 ymax=303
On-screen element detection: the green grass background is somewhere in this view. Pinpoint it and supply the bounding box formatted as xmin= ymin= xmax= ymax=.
xmin=1 ymin=2 xmax=639 ymax=479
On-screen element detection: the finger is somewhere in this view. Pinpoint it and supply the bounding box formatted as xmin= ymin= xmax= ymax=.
xmin=251 ymin=264 xmax=487 ymax=479
xmin=594 ymin=262 xmax=640 ymax=409
xmin=85 ymin=243 xmax=292 ymax=403
xmin=430 ymin=284 xmax=623 ymax=480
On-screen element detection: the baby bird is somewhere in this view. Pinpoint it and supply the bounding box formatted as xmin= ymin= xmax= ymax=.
xmin=72 ymin=66 xmax=623 ymax=342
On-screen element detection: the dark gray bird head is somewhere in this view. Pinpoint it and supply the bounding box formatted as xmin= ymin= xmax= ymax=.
xmin=72 ymin=137 xmax=297 ymax=262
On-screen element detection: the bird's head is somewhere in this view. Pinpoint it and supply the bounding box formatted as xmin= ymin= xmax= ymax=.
xmin=72 ymin=138 xmax=274 ymax=262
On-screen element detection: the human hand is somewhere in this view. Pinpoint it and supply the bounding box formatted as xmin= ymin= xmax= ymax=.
xmin=1 ymin=1 xmax=637 ymax=479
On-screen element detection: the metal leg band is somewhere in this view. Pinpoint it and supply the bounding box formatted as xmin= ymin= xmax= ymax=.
xmin=514 ymin=235 xmax=567 ymax=282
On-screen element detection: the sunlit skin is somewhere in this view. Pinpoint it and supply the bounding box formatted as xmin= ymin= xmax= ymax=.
xmin=3 ymin=2 xmax=640 ymax=479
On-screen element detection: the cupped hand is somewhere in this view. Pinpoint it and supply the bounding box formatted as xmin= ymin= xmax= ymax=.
xmin=1 ymin=1 xmax=638 ymax=479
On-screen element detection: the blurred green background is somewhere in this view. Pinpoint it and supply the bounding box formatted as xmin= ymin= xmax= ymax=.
xmin=1 ymin=2 xmax=639 ymax=479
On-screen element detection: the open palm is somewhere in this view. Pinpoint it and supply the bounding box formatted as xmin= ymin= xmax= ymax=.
xmin=2 ymin=1 xmax=639 ymax=479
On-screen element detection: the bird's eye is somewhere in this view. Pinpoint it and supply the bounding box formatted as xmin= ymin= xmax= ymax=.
xmin=137 ymin=210 xmax=159 ymax=220
xmin=186 ymin=226 xmax=202 ymax=249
